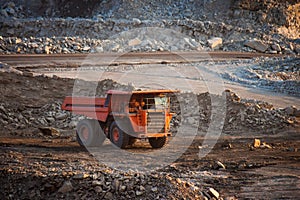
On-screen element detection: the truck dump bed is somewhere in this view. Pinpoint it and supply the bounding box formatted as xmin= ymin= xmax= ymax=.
xmin=61 ymin=96 xmax=109 ymax=122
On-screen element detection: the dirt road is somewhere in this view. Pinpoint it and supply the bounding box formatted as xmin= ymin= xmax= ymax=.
xmin=0 ymin=51 xmax=284 ymax=68
xmin=1 ymin=52 xmax=298 ymax=108
xmin=1 ymin=129 xmax=299 ymax=199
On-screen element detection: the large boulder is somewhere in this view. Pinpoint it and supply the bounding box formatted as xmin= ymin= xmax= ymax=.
xmin=207 ymin=37 xmax=223 ymax=49
xmin=244 ymin=40 xmax=268 ymax=52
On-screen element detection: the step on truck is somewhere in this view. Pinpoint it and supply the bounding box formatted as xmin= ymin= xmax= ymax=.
xmin=61 ymin=90 xmax=178 ymax=148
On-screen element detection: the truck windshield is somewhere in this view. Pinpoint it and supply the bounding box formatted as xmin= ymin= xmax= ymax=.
xmin=154 ymin=96 xmax=168 ymax=110
xmin=129 ymin=95 xmax=169 ymax=111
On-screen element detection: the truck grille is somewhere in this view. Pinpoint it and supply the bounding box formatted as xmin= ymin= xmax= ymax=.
xmin=147 ymin=112 xmax=165 ymax=133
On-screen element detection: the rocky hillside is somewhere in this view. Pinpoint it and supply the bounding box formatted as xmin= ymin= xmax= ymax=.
xmin=0 ymin=0 xmax=299 ymax=54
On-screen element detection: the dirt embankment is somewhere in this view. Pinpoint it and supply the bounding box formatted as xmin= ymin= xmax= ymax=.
xmin=0 ymin=70 xmax=298 ymax=138
xmin=1 ymin=0 xmax=299 ymax=30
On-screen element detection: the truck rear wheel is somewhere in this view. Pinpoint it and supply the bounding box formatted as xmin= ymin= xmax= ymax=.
xmin=110 ymin=121 xmax=129 ymax=149
xmin=77 ymin=119 xmax=105 ymax=147
xmin=149 ymin=137 xmax=167 ymax=148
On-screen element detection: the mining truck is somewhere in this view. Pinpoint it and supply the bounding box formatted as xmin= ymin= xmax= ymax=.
xmin=61 ymin=90 xmax=177 ymax=148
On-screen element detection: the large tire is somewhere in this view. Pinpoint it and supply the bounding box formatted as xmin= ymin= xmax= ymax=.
xmin=149 ymin=137 xmax=167 ymax=149
xmin=76 ymin=119 xmax=105 ymax=147
xmin=110 ymin=121 xmax=129 ymax=149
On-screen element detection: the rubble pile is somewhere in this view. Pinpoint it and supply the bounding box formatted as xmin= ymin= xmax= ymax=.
xmin=258 ymin=57 xmax=300 ymax=81
xmin=0 ymin=19 xmax=299 ymax=54
xmin=0 ymin=70 xmax=134 ymax=137
xmin=0 ymin=0 xmax=299 ymax=54
xmin=232 ymin=0 xmax=300 ymax=34
xmin=0 ymin=33 xmax=202 ymax=54
xmin=0 ymin=1 xmax=25 ymax=19
xmin=0 ymin=36 xmax=101 ymax=54
xmin=222 ymin=90 xmax=298 ymax=133
xmin=171 ymin=90 xmax=298 ymax=134
xmin=0 ymin=101 xmax=78 ymax=137
xmin=0 ymin=150 xmax=217 ymax=200
xmin=222 ymin=57 xmax=300 ymax=96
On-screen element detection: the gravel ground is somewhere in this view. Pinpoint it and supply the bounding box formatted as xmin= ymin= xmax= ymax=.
xmin=220 ymin=57 xmax=300 ymax=96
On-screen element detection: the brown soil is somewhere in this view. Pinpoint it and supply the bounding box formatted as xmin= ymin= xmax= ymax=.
xmin=0 ymin=130 xmax=299 ymax=199
xmin=0 ymin=53 xmax=299 ymax=199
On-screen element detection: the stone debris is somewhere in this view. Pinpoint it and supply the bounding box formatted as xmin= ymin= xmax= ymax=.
xmin=207 ymin=37 xmax=223 ymax=49
xmin=222 ymin=57 xmax=300 ymax=96
xmin=0 ymin=72 xmax=297 ymax=137
xmin=284 ymin=106 xmax=297 ymax=116
xmin=295 ymin=110 xmax=300 ymax=117
xmin=135 ymin=190 xmax=144 ymax=196
xmin=260 ymin=142 xmax=272 ymax=149
xmin=184 ymin=90 xmax=298 ymax=133
xmin=287 ymin=147 xmax=298 ymax=152
xmin=128 ymin=38 xmax=142 ymax=47
xmin=252 ymin=139 xmax=273 ymax=149
xmin=244 ymin=40 xmax=269 ymax=53
xmin=0 ymin=35 xmax=204 ymax=54
xmin=216 ymin=161 xmax=226 ymax=170
xmin=0 ymin=141 xmax=221 ymax=199
xmin=271 ymin=44 xmax=281 ymax=52
xmin=151 ymin=186 xmax=158 ymax=192
xmin=208 ymin=187 xmax=220 ymax=199
xmin=58 ymin=180 xmax=73 ymax=193
xmin=0 ymin=71 xmax=134 ymax=137
xmin=0 ymin=68 xmax=298 ymax=138
xmin=253 ymin=139 xmax=261 ymax=148
xmin=73 ymin=173 xmax=89 ymax=180
xmin=0 ymin=1 xmax=299 ymax=55
xmin=0 ymin=1 xmax=299 ymax=199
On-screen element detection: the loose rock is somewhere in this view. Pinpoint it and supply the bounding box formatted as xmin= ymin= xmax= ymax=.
xmin=253 ymin=139 xmax=261 ymax=148
xmin=208 ymin=187 xmax=220 ymax=199
xmin=58 ymin=180 xmax=73 ymax=193
xmin=207 ymin=37 xmax=223 ymax=49
xmin=244 ymin=40 xmax=268 ymax=53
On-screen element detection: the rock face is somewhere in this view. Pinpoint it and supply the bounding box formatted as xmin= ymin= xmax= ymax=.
xmin=1 ymin=0 xmax=298 ymax=30
xmin=232 ymin=0 xmax=300 ymax=30
xmin=0 ymin=1 xmax=299 ymax=54
xmin=3 ymin=0 xmax=101 ymax=18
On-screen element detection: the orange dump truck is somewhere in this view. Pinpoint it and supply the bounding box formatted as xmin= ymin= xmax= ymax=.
xmin=61 ymin=90 xmax=178 ymax=148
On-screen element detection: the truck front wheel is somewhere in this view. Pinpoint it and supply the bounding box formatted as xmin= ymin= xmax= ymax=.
xmin=77 ymin=119 xmax=105 ymax=147
xmin=110 ymin=121 xmax=129 ymax=149
xmin=149 ymin=137 xmax=167 ymax=148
